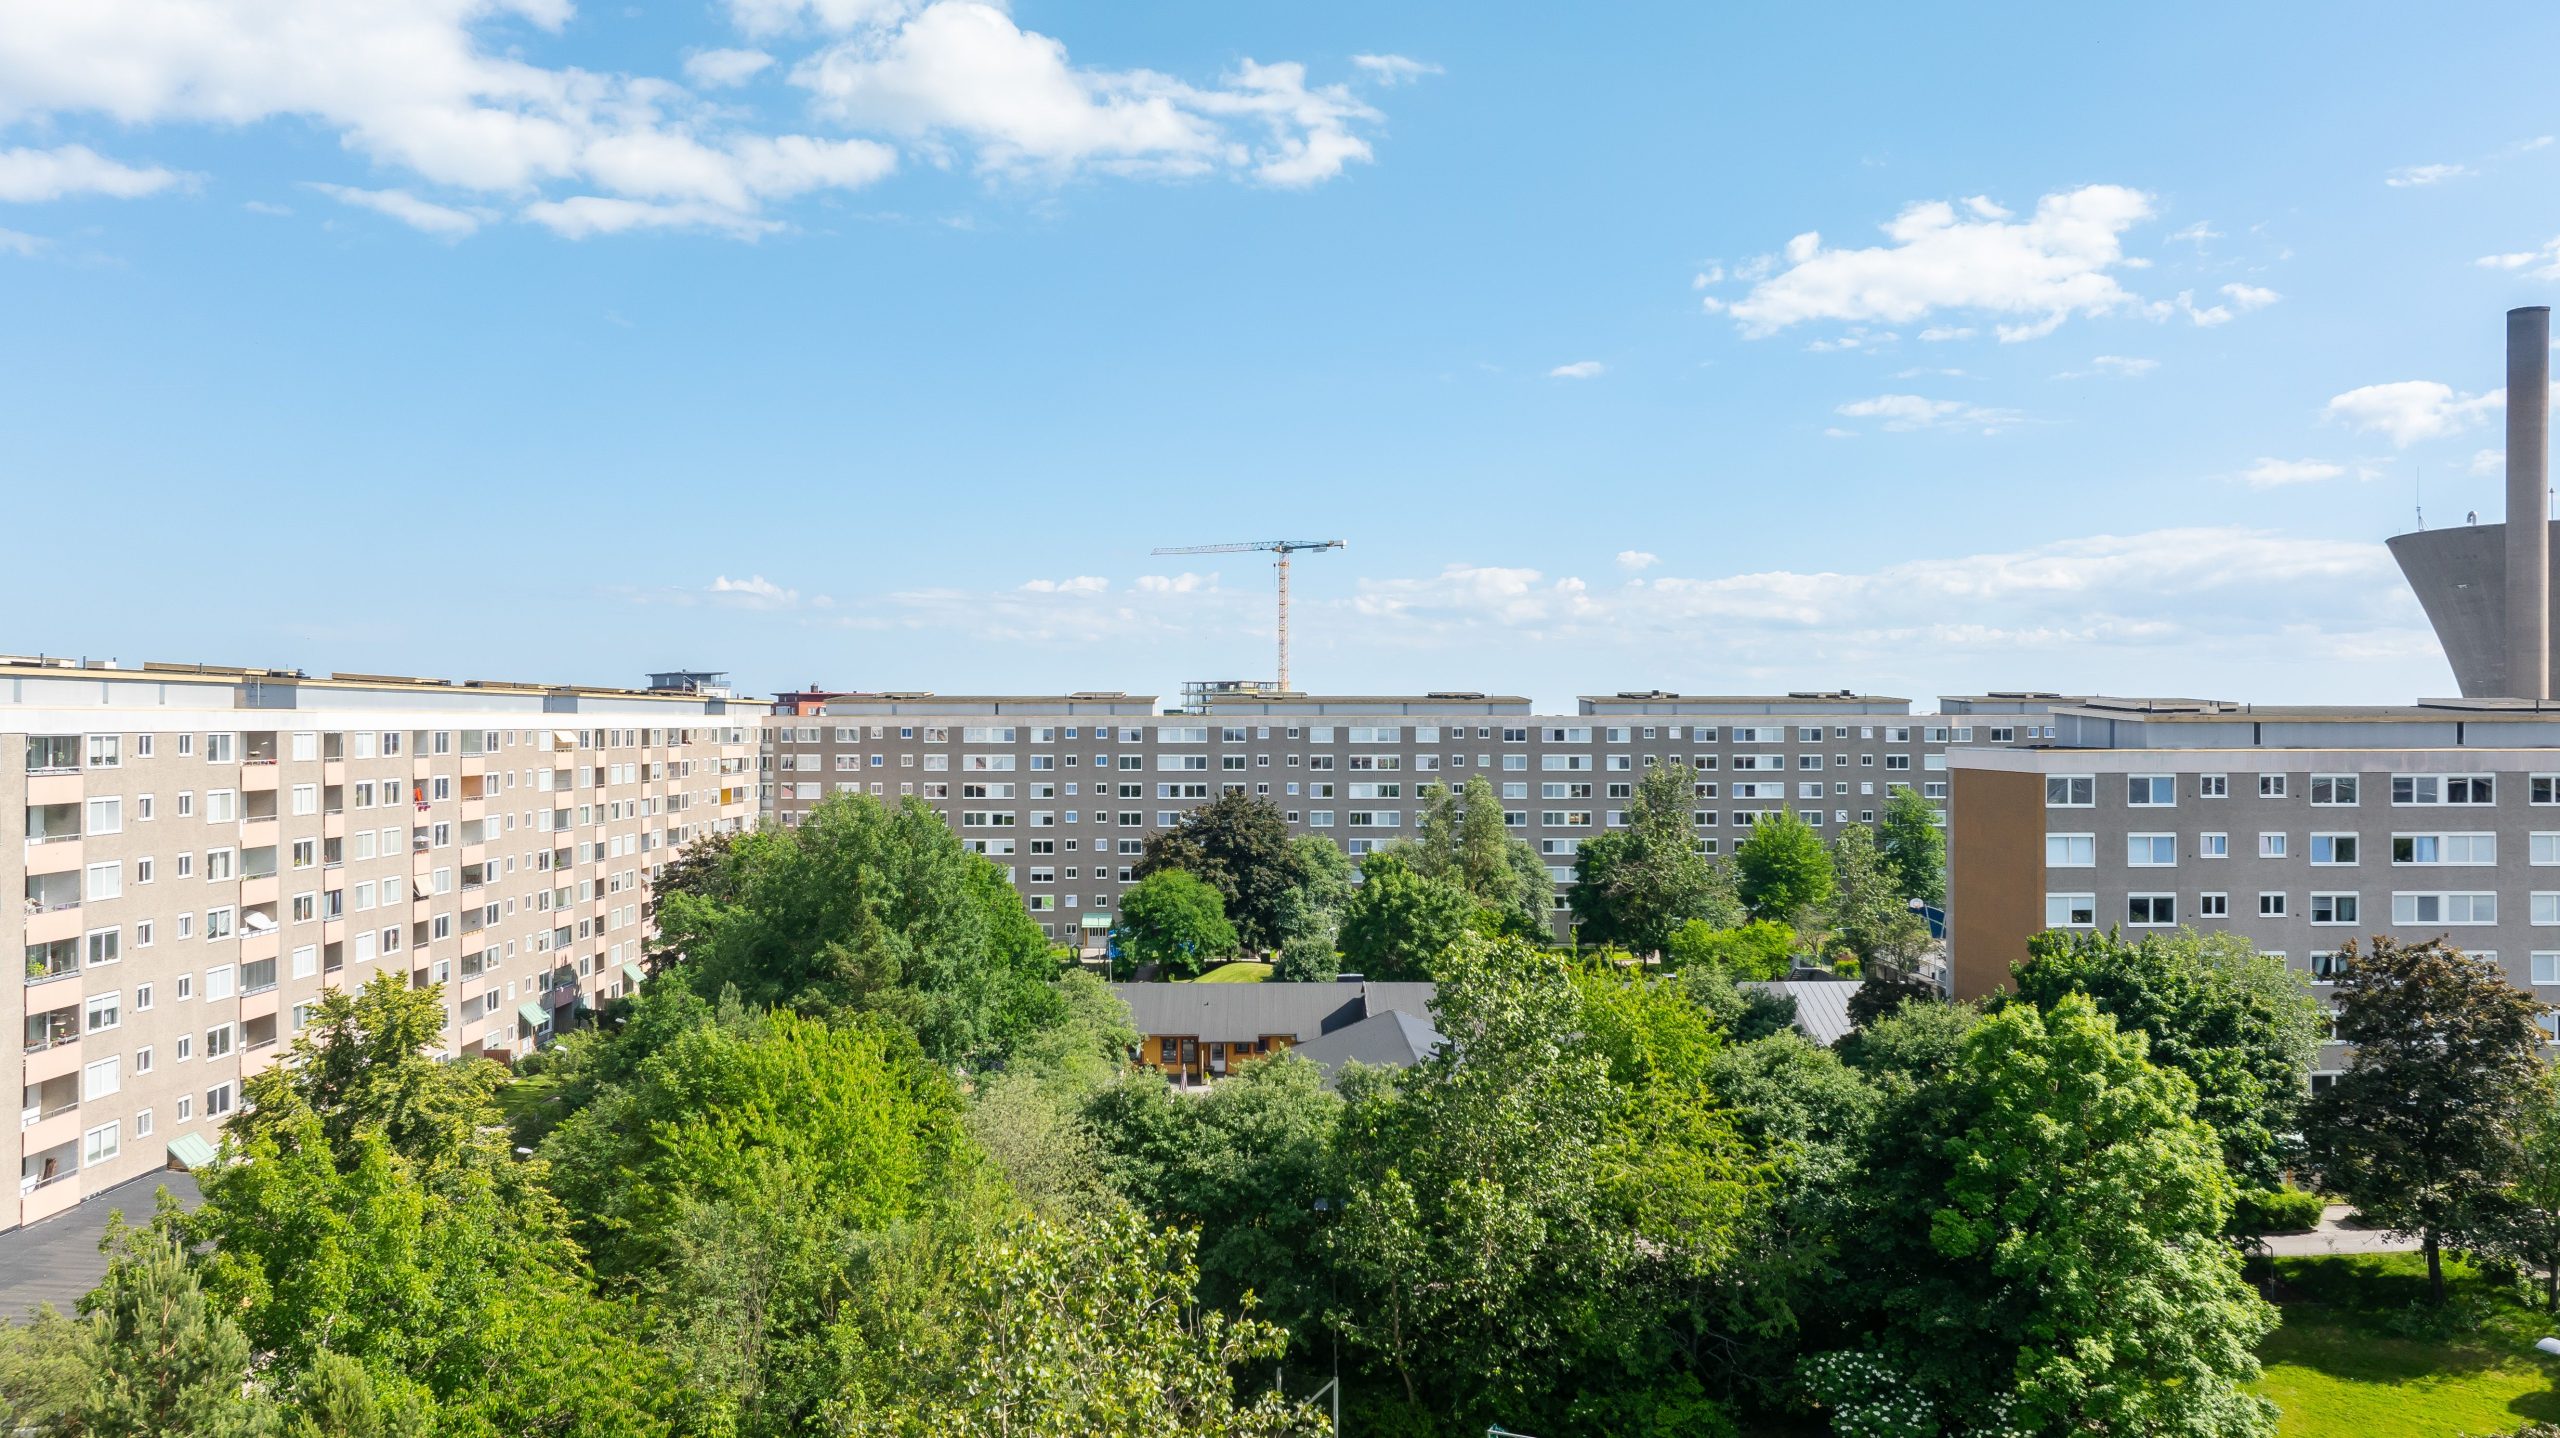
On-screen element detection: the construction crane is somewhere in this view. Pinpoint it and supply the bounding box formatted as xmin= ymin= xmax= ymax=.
xmin=1150 ymin=539 xmax=1345 ymax=692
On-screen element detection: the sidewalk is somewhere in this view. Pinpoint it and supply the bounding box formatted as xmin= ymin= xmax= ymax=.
xmin=2258 ymin=1204 xmax=2423 ymax=1258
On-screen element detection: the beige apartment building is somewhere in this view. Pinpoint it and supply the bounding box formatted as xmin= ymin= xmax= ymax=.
xmin=4 ymin=658 xmax=761 ymax=1232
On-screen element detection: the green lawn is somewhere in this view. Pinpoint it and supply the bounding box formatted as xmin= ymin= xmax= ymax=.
xmin=2256 ymin=1253 xmax=2560 ymax=1438
xmin=1190 ymin=962 xmax=1273 ymax=983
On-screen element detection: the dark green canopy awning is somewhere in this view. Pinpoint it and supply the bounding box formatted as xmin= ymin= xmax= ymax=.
xmin=166 ymin=1133 xmax=218 ymax=1171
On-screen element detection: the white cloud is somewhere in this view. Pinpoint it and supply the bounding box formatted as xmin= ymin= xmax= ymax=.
xmin=686 ymin=48 xmax=775 ymax=87
xmin=2324 ymin=380 xmax=2505 ymax=446
xmin=2473 ymin=448 xmax=2507 ymax=477
xmin=1691 ymin=265 xmax=1723 ymax=288
xmin=1615 ymin=550 xmax=1659 ymax=572
xmin=1547 ymin=360 xmax=1605 ymax=379
xmin=1717 ymin=185 xmax=2155 ymax=342
xmin=1331 ymin=528 xmax=2418 ymax=681
xmin=2148 ymin=287 xmax=2274 ymax=328
xmin=2221 ymin=282 xmax=2280 ymax=311
xmin=2093 ymin=354 xmax=2156 ymax=377
xmin=706 ymin=574 xmax=807 ymax=608
xmin=2166 ymin=220 xmax=2220 ymax=245
xmin=1350 ymin=54 xmax=1441 ymax=85
xmin=2479 ymin=237 xmax=2560 ymax=279
xmin=1020 ymin=575 xmax=1109 ymax=594
xmin=0 ymin=143 xmax=183 ymax=201
xmin=306 ymin=182 xmax=484 ymax=236
xmin=793 ymin=4 xmax=1379 ymax=185
xmin=0 ymin=0 xmax=1373 ymax=241
xmin=0 ymin=228 xmax=44 ymax=256
xmin=1918 ymin=326 xmax=1974 ymax=342
xmin=1135 ymin=572 xmax=1210 ymax=593
xmin=1835 ymin=393 xmax=2023 ymax=434
xmin=2387 ymin=161 xmax=2472 ymax=187
xmin=2237 ymin=458 xmax=2347 ymax=489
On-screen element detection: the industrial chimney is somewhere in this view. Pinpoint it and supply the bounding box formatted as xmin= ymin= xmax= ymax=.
xmin=2509 ymin=305 xmax=2551 ymax=700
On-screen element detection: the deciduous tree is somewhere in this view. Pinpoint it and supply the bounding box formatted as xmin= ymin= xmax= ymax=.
xmin=1335 ymin=849 xmax=1479 ymax=981
xmin=1874 ymin=785 xmax=1946 ymax=909
xmin=1116 ymin=870 xmax=1241 ymax=978
xmin=1732 ymin=811 xmax=1832 ymax=928
xmin=2306 ymin=937 xmax=2551 ymax=1302
xmin=1571 ymin=763 xmax=1730 ymax=953
xmin=1136 ymin=793 xmax=1297 ymax=949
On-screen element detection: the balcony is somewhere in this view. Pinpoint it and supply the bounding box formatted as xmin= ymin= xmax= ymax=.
xmin=23 ymin=802 xmax=79 ymax=845
xmin=22 ymin=1036 xmax=82 ymax=1087
xmin=24 ymin=939 xmax=78 ymax=988
xmin=21 ymin=1138 xmax=80 ymax=1223
xmin=22 ymin=834 xmax=81 ymax=877
xmin=22 ymin=871 xmax=80 ymax=916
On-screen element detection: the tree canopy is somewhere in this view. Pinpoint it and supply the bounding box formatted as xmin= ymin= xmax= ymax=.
xmin=1135 ymin=793 xmax=1298 ymax=949
xmin=1570 ymin=763 xmax=1732 ymax=953
xmin=1115 ymin=869 xmax=1241 ymax=977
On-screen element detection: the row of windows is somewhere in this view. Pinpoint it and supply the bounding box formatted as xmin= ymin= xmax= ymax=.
xmin=774 ymin=721 xmax=2005 ymax=746
xmin=2045 ymin=773 xmax=2533 ymax=808
xmin=2050 ymin=831 xmax=2560 ymax=867
xmin=2042 ymin=889 xmax=2557 ymax=927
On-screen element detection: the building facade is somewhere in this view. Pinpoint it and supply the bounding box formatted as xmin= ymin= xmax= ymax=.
xmin=5 ymin=658 xmax=761 ymax=1231
xmin=760 ymin=689 xmax=2079 ymax=942
xmin=1948 ymin=697 xmax=2560 ymax=1073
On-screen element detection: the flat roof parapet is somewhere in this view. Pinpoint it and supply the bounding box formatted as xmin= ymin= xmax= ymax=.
xmin=1578 ymin=693 xmax=1912 ymax=716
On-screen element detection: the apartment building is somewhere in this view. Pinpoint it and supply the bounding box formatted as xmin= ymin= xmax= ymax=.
xmin=1948 ymin=696 xmax=2560 ymax=1073
xmin=762 ymin=688 xmax=2052 ymax=942
xmin=5 ymin=658 xmax=762 ymax=1232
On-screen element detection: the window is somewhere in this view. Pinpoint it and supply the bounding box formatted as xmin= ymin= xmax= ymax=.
xmin=2392 ymin=833 xmax=2497 ymax=865
xmin=2127 ymin=776 xmax=2175 ymax=807
xmin=2258 ymin=774 xmax=2287 ymax=798
xmin=83 ymin=1122 xmax=119 ymax=1166
xmin=2538 ymin=952 xmax=2560 ymax=986
xmin=2256 ymin=891 xmax=2287 ymax=917
xmin=85 ymin=796 xmax=121 ymax=835
xmin=2044 ymin=776 xmax=2094 ymax=808
xmin=2310 ymin=833 xmax=2359 ymax=865
xmin=2309 ymin=893 xmax=2359 ymax=925
xmin=2310 ymin=775 xmax=2360 ymax=806
xmin=2197 ymin=774 xmax=2228 ymax=798
xmin=2258 ymin=832 xmax=2289 ymax=859
xmin=83 ymin=861 xmax=121 ymax=902
xmin=82 ymin=1056 xmax=119 ymax=1101
xmin=2127 ymin=893 xmax=2177 ymax=926
xmin=2045 ymin=834 xmax=2095 ymax=867
xmin=2392 ymin=775 xmax=2495 ymax=805
xmin=2392 ymin=892 xmax=2498 ymax=925
xmin=84 ymin=993 xmax=119 ymax=1033
xmin=2127 ymin=834 xmax=2177 ymax=866
xmin=2046 ymin=893 xmax=2097 ymax=928
xmin=2198 ymin=832 xmax=2229 ymax=859
xmin=2198 ymin=892 xmax=2229 ymax=918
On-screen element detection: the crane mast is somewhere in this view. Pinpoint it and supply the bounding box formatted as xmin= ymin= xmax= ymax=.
xmin=1149 ymin=538 xmax=1345 ymax=692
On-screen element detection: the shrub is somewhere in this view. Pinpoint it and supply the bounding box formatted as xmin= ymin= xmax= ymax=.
xmin=2229 ymin=1185 xmax=2325 ymax=1236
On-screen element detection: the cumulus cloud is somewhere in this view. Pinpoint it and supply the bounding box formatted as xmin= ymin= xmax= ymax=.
xmin=793 ymin=4 xmax=1379 ymax=186
xmin=2387 ymin=161 xmax=2472 ymax=188
xmin=0 ymin=144 xmax=184 ymax=201
xmin=2324 ymin=381 xmax=2504 ymax=446
xmin=1547 ymin=360 xmax=1605 ymax=379
xmin=1712 ymin=186 xmax=2155 ymax=342
xmin=2221 ymin=282 xmax=2281 ymax=311
xmin=1020 ymin=575 xmax=1109 ymax=594
xmin=2237 ymin=458 xmax=2347 ymax=489
xmin=1615 ymin=550 xmax=1659 ymax=572
xmin=307 ymin=182 xmax=485 ymax=236
xmin=1835 ymin=393 xmax=2023 ymax=434
xmin=686 ymin=48 xmax=776 ymax=87
xmin=0 ymin=0 xmax=1381 ymax=239
xmin=1350 ymin=54 xmax=1441 ymax=85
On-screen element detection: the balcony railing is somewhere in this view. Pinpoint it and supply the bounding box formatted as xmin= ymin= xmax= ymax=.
xmin=20 ymin=1169 xmax=74 ymax=1196
xmin=21 ymin=898 xmax=78 ymax=915
xmin=25 ymin=960 xmax=77 ymax=987
xmin=23 ymin=1021 xmax=78 ymax=1054
xmin=24 ymin=830 xmax=80 ymax=845
xmin=20 ymin=1098 xmax=74 ymax=1129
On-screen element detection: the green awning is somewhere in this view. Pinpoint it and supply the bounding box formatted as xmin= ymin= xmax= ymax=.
xmin=166 ymin=1134 xmax=218 ymax=1171
xmin=517 ymin=1001 xmax=548 ymax=1029
xmin=621 ymin=963 xmax=645 ymax=989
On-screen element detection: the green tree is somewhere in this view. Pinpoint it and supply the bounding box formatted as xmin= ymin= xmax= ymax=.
xmin=1135 ymin=792 xmax=1297 ymax=949
xmin=1732 ymin=811 xmax=1833 ymax=927
xmin=2306 ymin=937 xmax=2552 ymax=1302
xmin=2495 ymin=1068 xmax=2560 ymax=1313
xmin=1271 ymin=834 xmax=1354 ymax=944
xmin=1843 ymin=964 xmax=1941 ymax=1031
xmin=0 ymin=1305 xmax=90 ymax=1435
xmin=856 ymin=1208 xmax=1324 ymax=1438
xmin=1824 ymin=823 xmax=1930 ymax=970
xmin=1874 ymin=785 xmax=1946 ymax=908
xmin=661 ymin=793 xmax=1063 ymax=1067
xmin=643 ymin=829 xmax=750 ymax=970
xmin=2006 ymin=928 xmax=2323 ymax=1189
xmin=1085 ymin=1055 xmax=1346 ymax=1339
xmin=1115 ymin=870 xmax=1241 ymax=977
xmin=1665 ymin=918 xmax=1797 ymax=980
xmin=1335 ymin=849 xmax=1480 ymax=981
xmin=1570 ymin=763 xmax=1729 ymax=953
xmin=78 ymin=1223 xmax=276 ymax=1438
xmin=1827 ymin=995 xmax=2276 ymax=1435
xmin=1411 ymin=777 xmax=1554 ymax=935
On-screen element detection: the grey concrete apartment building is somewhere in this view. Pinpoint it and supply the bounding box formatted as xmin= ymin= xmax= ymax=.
xmin=762 ymin=688 xmax=2080 ymax=942
xmin=1949 ymin=696 xmax=2560 ymax=1073
xmin=4 ymin=658 xmax=762 ymax=1233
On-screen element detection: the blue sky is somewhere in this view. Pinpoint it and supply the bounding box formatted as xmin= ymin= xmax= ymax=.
xmin=7 ymin=2 xmax=2560 ymax=708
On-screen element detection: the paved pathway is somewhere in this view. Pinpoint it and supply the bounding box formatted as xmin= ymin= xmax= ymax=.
xmin=2259 ymin=1204 xmax=2424 ymax=1258
xmin=0 ymin=1171 xmax=199 ymax=1319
